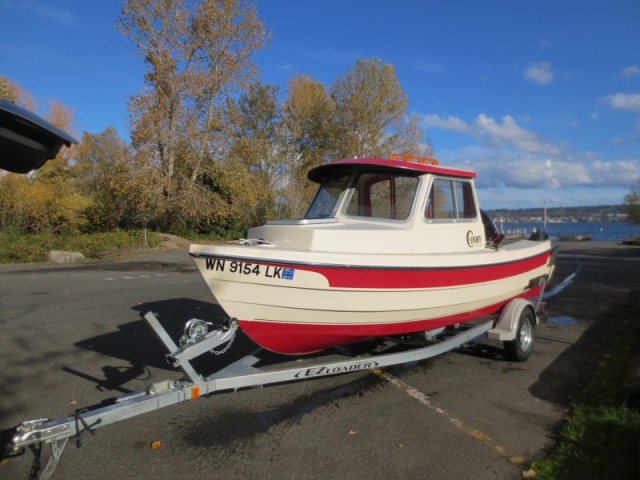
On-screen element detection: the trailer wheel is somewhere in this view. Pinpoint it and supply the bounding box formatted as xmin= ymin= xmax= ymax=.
xmin=504 ymin=307 xmax=535 ymax=362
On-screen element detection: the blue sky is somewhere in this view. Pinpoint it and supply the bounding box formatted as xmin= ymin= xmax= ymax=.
xmin=1 ymin=0 xmax=639 ymax=209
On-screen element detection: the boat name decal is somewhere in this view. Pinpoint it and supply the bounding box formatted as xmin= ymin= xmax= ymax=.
xmin=204 ymin=257 xmax=294 ymax=280
xmin=294 ymin=361 xmax=380 ymax=378
xmin=466 ymin=230 xmax=482 ymax=248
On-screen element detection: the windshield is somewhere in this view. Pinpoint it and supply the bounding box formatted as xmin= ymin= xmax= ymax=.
xmin=305 ymin=174 xmax=350 ymax=219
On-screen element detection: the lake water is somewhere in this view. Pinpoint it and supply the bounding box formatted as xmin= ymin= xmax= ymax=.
xmin=499 ymin=221 xmax=640 ymax=242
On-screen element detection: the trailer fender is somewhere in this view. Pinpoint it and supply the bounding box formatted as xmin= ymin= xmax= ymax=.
xmin=487 ymin=299 xmax=535 ymax=342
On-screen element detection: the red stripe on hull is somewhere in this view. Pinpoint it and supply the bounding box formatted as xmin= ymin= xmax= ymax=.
xmin=239 ymin=287 xmax=542 ymax=355
xmin=197 ymin=249 xmax=552 ymax=289
xmin=301 ymin=251 xmax=551 ymax=289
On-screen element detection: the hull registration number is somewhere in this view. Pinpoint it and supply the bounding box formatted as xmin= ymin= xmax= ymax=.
xmin=205 ymin=257 xmax=294 ymax=280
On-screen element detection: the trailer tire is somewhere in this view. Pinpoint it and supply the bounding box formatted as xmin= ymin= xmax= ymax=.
xmin=504 ymin=306 xmax=535 ymax=362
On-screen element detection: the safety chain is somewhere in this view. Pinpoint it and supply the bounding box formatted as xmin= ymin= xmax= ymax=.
xmin=210 ymin=327 xmax=236 ymax=356
xmin=28 ymin=442 xmax=42 ymax=480
xmin=28 ymin=437 xmax=69 ymax=480
xmin=38 ymin=437 xmax=68 ymax=480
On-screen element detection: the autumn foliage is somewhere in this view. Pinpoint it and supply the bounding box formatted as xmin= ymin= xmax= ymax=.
xmin=0 ymin=0 xmax=431 ymax=238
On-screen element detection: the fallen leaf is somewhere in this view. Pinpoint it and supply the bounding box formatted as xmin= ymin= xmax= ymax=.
xmin=150 ymin=440 xmax=162 ymax=449
xmin=348 ymin=430 xmax=358 ymax=436
xmin=522 ymin=468 xmax=536 ymax=478
xmin=69 ymin=399 xmax=77 ymax=406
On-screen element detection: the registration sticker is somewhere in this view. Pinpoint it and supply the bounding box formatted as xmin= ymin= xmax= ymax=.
xmin=282 ymin=268 xmax=295 ymax=280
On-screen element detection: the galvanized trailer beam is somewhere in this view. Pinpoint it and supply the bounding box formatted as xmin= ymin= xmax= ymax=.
xmin=7 ymin=320 xmax=493 ymax=458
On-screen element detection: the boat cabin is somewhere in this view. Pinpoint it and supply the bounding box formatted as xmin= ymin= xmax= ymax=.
xmin=248 ymin=156 xmax=500 ymax=255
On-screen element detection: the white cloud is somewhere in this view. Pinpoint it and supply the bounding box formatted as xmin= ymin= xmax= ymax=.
xmin=524 ymin=61 xmax=554 ymax=85
xmin=420 ymin=114 xmax=467 ymax=132
xmin=621 ymin=66 xmax=640 ymax=79
xmin=421 ymin=113 xmax=640 ymax=203
xmin=419 ymin=113 xmax=559 ymax=155
xmin=469 ymin=156 xmax=593 ymax=190
xmin=605 ymin=92 xmax=640 ymax=113
xmin=0 ymin=0 xmax=76 ymax=26
xmin=474 ymin=114 xmax=560 ymax=154
xmin=478 ymin=185 xmax=634 ymax=209
xmin=447 ymin=150 xmax=640 ymax=193
xmin=411 ymin=60 xmax=448 ymax=76
xmin=278 ymin=64 xmax=295 ymax=73
xmin=419 ymin=108 xmax=640 ymax=207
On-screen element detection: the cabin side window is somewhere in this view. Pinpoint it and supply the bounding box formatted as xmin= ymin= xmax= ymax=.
xmin=455 ymin=180 xmax=477 ymax=218
xmin=345 ymin=172 xmax=419 ymax=220
xmin=425 ymin=178 xmax=477 ymax=221
xmin=305 ymin=174 xmax=349 ymax=219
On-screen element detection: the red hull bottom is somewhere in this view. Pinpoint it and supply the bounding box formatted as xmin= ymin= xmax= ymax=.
xmin=238 ymin=288 xmax=542 ymax=355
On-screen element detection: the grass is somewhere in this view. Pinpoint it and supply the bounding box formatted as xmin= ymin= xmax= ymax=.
xmin=532 ymin=288 xmax=640 ymax=480
xmin=0 ymin=229 xmax=163 ymax=264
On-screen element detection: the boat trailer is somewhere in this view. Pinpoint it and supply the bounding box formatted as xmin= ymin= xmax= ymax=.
xmin=1 ymin=297 xmax=540 ymax=480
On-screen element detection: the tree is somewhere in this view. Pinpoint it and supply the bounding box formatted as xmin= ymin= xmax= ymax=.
xmin=330 ymin=58 xmax=428 ymax=159
xmin=0 ymin=76 xmax=15 ymax=102
xmin=280 ymin=75 xmax=339 ymax=216
xmin=226 ymin=83 xmax=283 ymax=225
xmin=74 ymin=127 xmax=161 ymax=231
xmin=74 ymin=127 xmax=132 ymax=193
xmin=117 ymin=0 xmax=269 ymax=232
xmin=0 ymin=76 xmax=38 ymax=111
xmin=625 ymin=178 xmax=640 ymax=224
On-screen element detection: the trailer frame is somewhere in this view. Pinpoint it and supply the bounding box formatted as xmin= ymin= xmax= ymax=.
xmin=3 ymin=298 xmax=540 ymax=480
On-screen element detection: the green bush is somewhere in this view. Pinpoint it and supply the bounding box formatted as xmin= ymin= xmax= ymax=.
xmin=0 ymin=230 xmax=161 ymax=264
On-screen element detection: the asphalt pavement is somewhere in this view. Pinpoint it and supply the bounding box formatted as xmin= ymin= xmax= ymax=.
xmin=1 ymin=242 xmax=639 ymax=480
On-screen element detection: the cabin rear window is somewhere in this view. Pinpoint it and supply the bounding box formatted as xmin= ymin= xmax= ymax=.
xmin=345 ymin=172 xmax=419 ymax=220
xmin=425 ymin=178 xmax=477 ymax=221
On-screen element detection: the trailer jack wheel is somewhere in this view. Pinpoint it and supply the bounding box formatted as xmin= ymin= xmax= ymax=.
xmin=504 ymin=307 xmax=535 ymax=362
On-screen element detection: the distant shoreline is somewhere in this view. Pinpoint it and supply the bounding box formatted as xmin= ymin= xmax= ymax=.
xmin=486 ymin=204 xmax=629 ymax=224
xmin=498 ymin=220 xmax=640 ymax=242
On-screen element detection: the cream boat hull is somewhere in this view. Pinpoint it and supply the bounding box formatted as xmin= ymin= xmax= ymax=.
xmin=190 ymin=239 xmax=557 ymax=354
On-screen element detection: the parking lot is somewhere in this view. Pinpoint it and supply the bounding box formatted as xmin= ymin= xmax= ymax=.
xmin=1 ymin=242 xmax=639 ymax=479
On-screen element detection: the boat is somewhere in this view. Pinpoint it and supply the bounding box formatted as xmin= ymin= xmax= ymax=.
xmin=189 ymin=154 xmax=558 ymax=355
xmin=559 ymin=234 xmax=591 ymax=241
xmin=3 ymin=154 xmax=561 ymax=475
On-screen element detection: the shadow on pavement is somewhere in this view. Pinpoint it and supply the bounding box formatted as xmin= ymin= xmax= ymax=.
xmin=529 ymin=242 xmax=640 ymax=405
xmin=67 ymin=298 xmax=261 ymax=391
